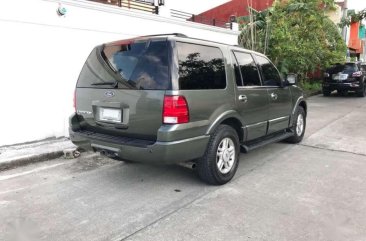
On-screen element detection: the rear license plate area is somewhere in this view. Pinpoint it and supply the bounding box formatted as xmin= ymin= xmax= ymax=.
xmin=99 ymin=108 xmax=122 ymax=123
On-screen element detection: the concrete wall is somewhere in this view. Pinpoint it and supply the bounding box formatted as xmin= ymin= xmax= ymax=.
xmin=0 ymin=0 xmax=239 ymax=146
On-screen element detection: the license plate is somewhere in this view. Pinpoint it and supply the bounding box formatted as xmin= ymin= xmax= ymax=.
xmin=99 ymin=108 xmax=122 ymax=123
xmin=332 ymin=74 xmax=348 ymax=81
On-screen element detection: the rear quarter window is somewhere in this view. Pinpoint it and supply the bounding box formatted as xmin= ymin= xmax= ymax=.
xmin=176 ymin=42 xmax=226 ymax=90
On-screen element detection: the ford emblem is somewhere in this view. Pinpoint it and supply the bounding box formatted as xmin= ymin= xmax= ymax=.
xmin=104 ymin=91 xmax=115 ymax=97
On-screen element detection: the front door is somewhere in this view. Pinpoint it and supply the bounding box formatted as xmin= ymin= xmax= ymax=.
xmin=231 ymin=51 xmax=269 ymax=141
xmin=255 ymin=55 xmax=292 ymax=134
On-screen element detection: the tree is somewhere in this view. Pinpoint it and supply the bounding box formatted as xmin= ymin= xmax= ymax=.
xmin=239 ymin=0 xmax=347 ymax=81
xmin=339 ymin=9 xmax=366 ymax=27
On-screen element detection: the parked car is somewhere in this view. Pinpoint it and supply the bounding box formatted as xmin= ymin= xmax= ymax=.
xmin=322 ymin=62 xmax=366 ymax=97
xmin=69 ymin=33 xmax=307 ymax=185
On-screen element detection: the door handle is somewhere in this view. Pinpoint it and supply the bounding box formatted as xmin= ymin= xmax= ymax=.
xmin=238 ymin=95 xmax=248 ymax=103
xmin=270 ymin=93 xmax=278 ymax=100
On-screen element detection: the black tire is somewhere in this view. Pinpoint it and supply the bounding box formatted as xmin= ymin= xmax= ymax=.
xmin=323 ymin=88 xmax=331 ymax=96
xmin=357 ymin=83 xmax=366 ymax=97
xmin=285 ymin=106 xmax=306 ymax=144
xmin=197 ymin=125 xmax=240 ymax=185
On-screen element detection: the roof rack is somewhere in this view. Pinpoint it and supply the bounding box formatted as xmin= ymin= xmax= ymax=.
xmin=137 ymin=33 xmax=188 ymax=38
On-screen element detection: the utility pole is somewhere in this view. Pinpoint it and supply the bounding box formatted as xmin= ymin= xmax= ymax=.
xmin=341 ymin=0 xmax=348 ymax=42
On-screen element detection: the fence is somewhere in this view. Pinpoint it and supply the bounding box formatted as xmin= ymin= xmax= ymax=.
xmin=170 ymin=9 xmax=232 ymax=29
xmin=89 ymin=0 xmax=158 ymax=14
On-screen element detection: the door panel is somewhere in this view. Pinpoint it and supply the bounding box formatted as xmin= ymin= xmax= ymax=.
xmin=255 ymin=55 xmax=292 ymax=134
xmin=236 ymin=88 xmax=269 ymax=140
xmin=231 ymin=51 xmax=269 ymax=141
xmin=267 ymin=87 xmax=292 ymax=133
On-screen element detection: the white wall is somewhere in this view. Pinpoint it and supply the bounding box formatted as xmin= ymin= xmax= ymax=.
xmin=0 ymin=0 xmax=239 ymax=146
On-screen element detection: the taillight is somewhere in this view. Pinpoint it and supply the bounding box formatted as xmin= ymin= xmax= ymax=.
xmin=352 ymin=71 xmax=362 ymax=77
xmin=163 ymin=95 xmax=189 ymax=124
xmin=73 ymin=89 xmax=76 ymax=112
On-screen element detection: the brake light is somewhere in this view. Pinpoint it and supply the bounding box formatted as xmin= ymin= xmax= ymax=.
xmin=352 ymin=71 xmax=362 ymax=77
xmin=163 ymin=95 xmax=189 ymax=124
xmin=73 ymin=89 xmax=76 ymax=112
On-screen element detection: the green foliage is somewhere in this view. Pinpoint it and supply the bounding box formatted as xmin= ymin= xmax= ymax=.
xmin=301 ymin=80 xmax=322 ymax=91
xmin=238 ymin=0 xmax=347 ymax=81
xmin=300 ymin=80 xmax=322 ymax=96
xmin=339 ymin=9 xmax=366 ymax=27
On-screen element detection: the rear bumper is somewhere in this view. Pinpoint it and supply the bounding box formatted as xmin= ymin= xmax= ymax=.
xmin=69 ymin=128 xmax=209 ymax=164
xmin=322 ymin=82 xmax=362 ymax=91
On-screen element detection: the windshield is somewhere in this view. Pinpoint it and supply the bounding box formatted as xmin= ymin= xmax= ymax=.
xmin=77 ymin=39 xmax=171 ymax=90
xmin=326 ymin=63 xmax=358 ymax=75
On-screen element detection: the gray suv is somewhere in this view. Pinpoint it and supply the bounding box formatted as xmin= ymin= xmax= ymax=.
xmin=69 ymin=34 xmax=307 ymax=185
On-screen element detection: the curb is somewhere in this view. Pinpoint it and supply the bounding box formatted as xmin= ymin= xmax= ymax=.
xmin=0 ymin=138 xmax=76 ymax=172
xmin=0 ymin=151 xmax=64 ymax=171
xmin=304 ymin=90 xmax=322 ymax=98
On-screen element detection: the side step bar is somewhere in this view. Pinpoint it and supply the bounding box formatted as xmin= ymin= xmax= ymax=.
xmin=241 ymin=131 xmax=294 ymax=153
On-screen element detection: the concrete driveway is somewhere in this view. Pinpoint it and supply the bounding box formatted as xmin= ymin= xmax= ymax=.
xmin=1 ymin=94 xmax=366 ymax=241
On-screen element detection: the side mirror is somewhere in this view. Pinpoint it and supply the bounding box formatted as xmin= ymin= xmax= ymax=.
xmin=286 ymin=73 xmax=297 ymax=85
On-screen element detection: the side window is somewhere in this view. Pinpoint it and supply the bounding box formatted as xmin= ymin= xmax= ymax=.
xmin=256 ymin=56 xmax=282 ymax=87
xmin=233 ymin=51 xmax=261 ymax=86
xmin=177 ymin=42 xmax=226 ymax=90
xmin=231 ymin=52 xmax=244 ymax=86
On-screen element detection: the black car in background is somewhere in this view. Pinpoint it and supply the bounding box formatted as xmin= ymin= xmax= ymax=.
xmin=323 ymin=62 xmax=366 ymax=97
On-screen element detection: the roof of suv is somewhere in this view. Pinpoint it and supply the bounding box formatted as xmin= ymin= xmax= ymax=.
xmin=105 ymin=33 xmax=265 ymax=57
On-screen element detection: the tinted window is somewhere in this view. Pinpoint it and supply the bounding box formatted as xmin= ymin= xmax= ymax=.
xmin=344 ymin=63 xmax=358 ymax=73
xmin=326 ymin=63 xmax=358 ymax=75
xmin=177 ymin=42 xmax=226 ymax=90
xmin=256 ymin=56 xmax=282 ymax=87
xmin=233 ymin=52 xmax=261 ymax=86
xmin=77 ymin=40 xmax=170 ymax=90
xmin=231 ymin=52 xmax=243 ymax=86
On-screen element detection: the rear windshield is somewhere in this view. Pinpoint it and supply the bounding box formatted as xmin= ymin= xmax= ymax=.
xmin=326 ymin=63 xmax=358 ymax=74
xmin=77 ymin=40 xmax=171 ymax=90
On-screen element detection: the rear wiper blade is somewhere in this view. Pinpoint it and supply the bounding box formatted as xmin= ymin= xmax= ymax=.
xmin=91 ymin=81 xmax=117 ymax=87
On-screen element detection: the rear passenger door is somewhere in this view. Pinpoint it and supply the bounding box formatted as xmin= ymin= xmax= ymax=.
xmin=255 ymin=55 xmax=292 ymax=134
xmin=232 ymin=51 xmax=269 ymax=141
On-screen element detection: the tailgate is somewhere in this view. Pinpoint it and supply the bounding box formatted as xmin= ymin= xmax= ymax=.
xmin=74 ymin=38 xmax=171 ymax=141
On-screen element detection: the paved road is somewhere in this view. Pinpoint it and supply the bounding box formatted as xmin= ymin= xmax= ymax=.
xmin=1 ymin=94 xmax=366 ymax=241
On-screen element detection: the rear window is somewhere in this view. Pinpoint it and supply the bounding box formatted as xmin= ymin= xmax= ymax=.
xmin=77 ymin=40 xmax=171 ymax=90
xmin=343 ymin=63 xmax=358 ymax=73
xmin=326 ymin=63 xmax=358 ymax=75
xmin=177 ymin=42 xmax=226 ymax=90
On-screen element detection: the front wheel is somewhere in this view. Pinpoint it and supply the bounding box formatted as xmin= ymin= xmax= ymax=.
xmin=197 ymin=125 xmax=240 ymax=185
xmin=285 ymin=106 xmax=306 ymax=144
xmin=323 ymin=88 xmax=331 ymax=96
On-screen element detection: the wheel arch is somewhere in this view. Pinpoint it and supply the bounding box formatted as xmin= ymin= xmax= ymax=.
xmin=206 ymin=111 xmax=245 ymax=142
xmin=298 ymin=100 xmax=307 ymax=117
xmin=290 ymin=97 xmax=307 ymax=126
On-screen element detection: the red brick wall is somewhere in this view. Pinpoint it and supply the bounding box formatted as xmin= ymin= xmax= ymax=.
xmin=197 ymin=0 xmax=274 ymax=22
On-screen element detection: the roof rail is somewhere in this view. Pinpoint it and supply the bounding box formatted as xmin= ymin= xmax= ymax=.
xmin=137 ymin=33 xmax=188 ymax=38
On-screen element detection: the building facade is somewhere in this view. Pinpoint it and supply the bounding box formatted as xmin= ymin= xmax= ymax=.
xmin=0 ymin=0 xmax=239 ymax=146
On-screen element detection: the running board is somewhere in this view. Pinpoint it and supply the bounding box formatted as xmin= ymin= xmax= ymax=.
xmin=241 ymin=131 xmax=294 ymax=153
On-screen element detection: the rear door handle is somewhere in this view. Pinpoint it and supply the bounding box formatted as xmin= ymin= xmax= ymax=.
xmin=238 ymin=95 xmax=248 ymax=103
xmin=270 ymin=93 xmax=278 ymax=100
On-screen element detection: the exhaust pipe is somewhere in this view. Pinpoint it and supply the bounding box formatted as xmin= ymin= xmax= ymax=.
xmin=178 ymin=161 xmax=196 ymax=170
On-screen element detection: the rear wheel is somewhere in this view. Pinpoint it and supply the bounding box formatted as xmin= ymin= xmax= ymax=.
xmin=197 ymin=125 xmax=239 ymax=185
xmin=285 ymin=106 xmax=306 ymax=144
xmin=357 ymin=83 xmax=366 ymax=97
xmin=323 ymin=88 xmax=331 ymax=96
